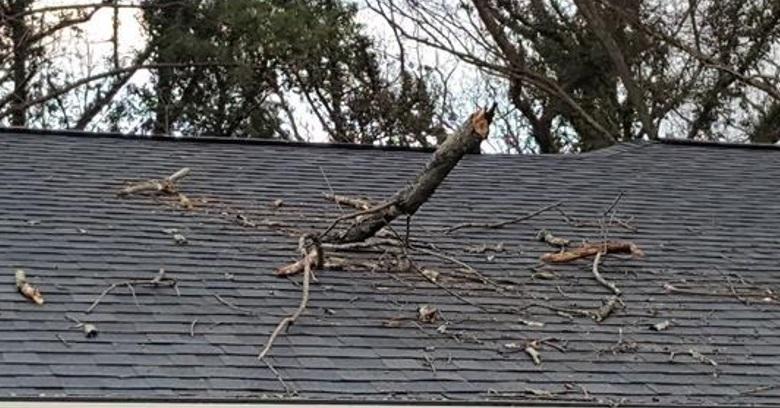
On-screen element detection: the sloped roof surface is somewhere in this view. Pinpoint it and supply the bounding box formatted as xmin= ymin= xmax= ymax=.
xmin=0 ymin=130 xmax=779 ymax=406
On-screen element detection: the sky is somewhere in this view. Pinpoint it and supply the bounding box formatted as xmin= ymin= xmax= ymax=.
xmin=35 ymin=0 xmax=508 ymax=150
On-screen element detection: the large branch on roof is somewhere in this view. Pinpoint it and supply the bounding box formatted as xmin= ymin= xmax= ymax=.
xmin=320 ymin=104 xmax=496 ymax=244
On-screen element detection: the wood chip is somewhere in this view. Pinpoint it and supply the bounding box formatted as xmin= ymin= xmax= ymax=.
xmin=536 ymin=229 xmax=570 ymax=247
xmin=594 ymin=295 xmax=622 ymax=322
xmin=421 ymin=269 xmax=440 ymax=282
xmin=651 ymin=320 xmax=671 ymax=331
xmin=178 ymin=193 xmax=193 ymax=209
xmin=519 ymin=319 xmax=545 ymax=327
xmin=525 ymin=345 xmax=542 ymax=365
xmin=173 ymin=233 xmax=188 ymax=245
xmin=532 ymin=270 xmax=558 ymax=280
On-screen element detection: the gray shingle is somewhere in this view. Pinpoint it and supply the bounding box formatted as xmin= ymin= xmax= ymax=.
xmin=0 ymin=130 xmax=779 ymax=405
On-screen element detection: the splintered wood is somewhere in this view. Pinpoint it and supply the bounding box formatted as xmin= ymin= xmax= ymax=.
xmin=15 ymin=269 xmax=44 ymax=305
xmin=117 ymin=167 xmax=193 ymax=209
xmin=541 ymin=241 xmax=644 ymax=263
xmin=118 ymin=167 xmax=190 ymax=196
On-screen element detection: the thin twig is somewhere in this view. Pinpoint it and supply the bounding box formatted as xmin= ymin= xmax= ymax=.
xmin=602 ymin=192 xmax=624 ymax=217
xmin=664 ymin=283 xmax=777 ymax=301
xmin=259 ymin=238 xmax=319 ymax=360
xmin=126 ymin=283 xmax=141 ymax=309
xmin=413 ymin=264 xmax=519 ymax=314
xmin=592 ymin=252 xmax=621 ymax=295
xmin=263 ymin=359 xmax=297 ymax=396
xmin=212 ymin=293 xmax=256 ymax=316
xmin=740 ymin=385 xmax=780 ymax=395
xmin=444 ymin=201 xmax=562 ymax=233
xmin=56 ymin=333 xmax=70 ymax=348
xmin=190 ymin=319 xmax=198 ymax=337
xmin=86 ymin=274 xmax=177 ymax=313
xmin=319 ymin=167 xmax=344 ymax=213
xmin=410 ymin=243 xmax=501 ymax=289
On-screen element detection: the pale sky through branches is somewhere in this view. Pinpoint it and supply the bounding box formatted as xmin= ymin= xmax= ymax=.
xmin=39 ymin=0 xmax=506 ymax=151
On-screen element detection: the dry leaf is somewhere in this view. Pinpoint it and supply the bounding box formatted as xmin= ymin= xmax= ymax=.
xmin=417 ymin=304 xmax=439 ymax=323
xmin=15 ymin=269 xmax=44 ymax=305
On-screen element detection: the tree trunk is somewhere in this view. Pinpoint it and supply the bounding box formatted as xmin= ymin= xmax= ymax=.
xmin=323 ymin=105 xmax=496 ymax=244
xmin=9 ymin=0 xmax=32 ymax=127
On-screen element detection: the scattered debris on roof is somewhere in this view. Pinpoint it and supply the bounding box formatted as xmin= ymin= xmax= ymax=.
xmin=1 ymin=128 xmax=779 ymax=404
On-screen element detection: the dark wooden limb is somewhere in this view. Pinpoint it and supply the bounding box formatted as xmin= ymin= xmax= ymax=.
xmin=322 ymin=105 xmax=496 ymax=244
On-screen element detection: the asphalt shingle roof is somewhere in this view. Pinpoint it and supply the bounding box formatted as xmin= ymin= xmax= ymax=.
xmin=0 ymin=129 xmax=779 ymax=406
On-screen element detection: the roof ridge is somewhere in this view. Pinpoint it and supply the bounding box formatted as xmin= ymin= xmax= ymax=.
xmin=0 ymin=126 xmax=437 ymax=154
xmin=3 ymin=126 xmax=779 ymax=154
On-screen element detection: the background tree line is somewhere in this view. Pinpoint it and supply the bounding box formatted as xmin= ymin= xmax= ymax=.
xmin=1 ymin=0 xmax=778 ymax=153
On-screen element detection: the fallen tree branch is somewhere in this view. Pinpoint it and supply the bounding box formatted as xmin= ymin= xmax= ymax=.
xmin=259 ymin=236 xmax=320 ymax=360
xmin=117 ymin=167 xmax=191 ymax=197
xmin=591 ymin=252 xmax=621 ymax=295
xmin=541 ymin=241 xmax=644 ymax=263
xmin=321 ymin=105 xmax=496 ymax=244
xmin=318 ymin=199 xmax=400 ymax=241
xmin=323 ymin=193 xmax=372 ymax=210
xmin=445 ymin=201 xmax=562 ymax=234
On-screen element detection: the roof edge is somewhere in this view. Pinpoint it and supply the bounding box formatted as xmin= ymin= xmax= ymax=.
xmin=0 ymin=126 xmax=437 ymax=154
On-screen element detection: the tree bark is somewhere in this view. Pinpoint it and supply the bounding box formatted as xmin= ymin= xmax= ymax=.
xmin=323 ymin=105 xmax=496 ymax=244
xmin=9 ymin=0 xmax=32 ymax=127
